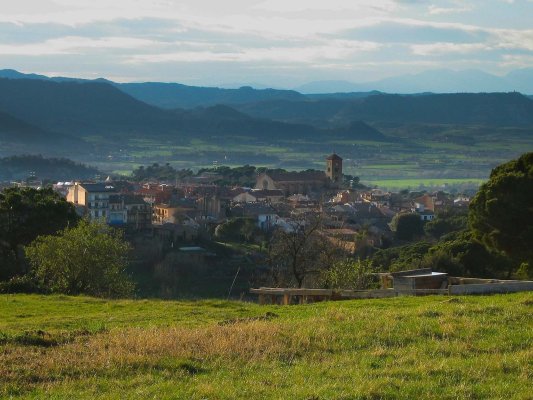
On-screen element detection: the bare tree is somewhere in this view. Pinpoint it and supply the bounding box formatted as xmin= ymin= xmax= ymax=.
xmin=267 ymin=213 xmax=345 ymax=288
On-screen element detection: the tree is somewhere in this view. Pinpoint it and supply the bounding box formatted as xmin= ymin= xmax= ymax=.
xmin=268 ymin=215 xmax=343 ymax=287
xmin=25 ymin=219 xmax=134 ymax=297
xmin=321 ymin=259 xmax=377 ymax=290
xmin=0 ymin=187 xmax=78 ymax=280
xmin=469 ymin=152 xmax=533 ymax=269
xmin=214 ymin=218 xmax=260 ymax=243
xmin=424 ymin=207 xmax=468 ymax=239
xmin=390 ymin=213 xmax=424 ymax=241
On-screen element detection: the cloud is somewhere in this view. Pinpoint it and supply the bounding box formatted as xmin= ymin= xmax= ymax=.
xmin=428 ymin=5 xmax=473 ymax=15
xmin=125 ymin=40 xmax=382 ymax=64
xmin=0 ymin=36 xmax=157 ymax=56
xmin=0 ymin=0 xmax=532 ymax=85
xmin=411 ymin=42 xmax=490 ymax=55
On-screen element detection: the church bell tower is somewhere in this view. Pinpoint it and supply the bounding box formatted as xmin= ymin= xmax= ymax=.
xmin=326 ymin=153 xmax=343 ymax=183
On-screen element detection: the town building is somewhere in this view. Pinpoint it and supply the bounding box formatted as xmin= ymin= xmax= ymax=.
xmin=325 ymin=153 xmax=343 ymax=183
xmin=66 ymin=182 xmax=117 ymax=220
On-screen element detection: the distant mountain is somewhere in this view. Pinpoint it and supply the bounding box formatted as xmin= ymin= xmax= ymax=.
xmin=0 ymin=78 xmax=387 ymax=142
xmin=0 ymin=154 xmax=99 ymax=181
xmin=172 ymin=105 xmax=389 ymax=141
xmin=295 ymin=80 xmax=368 ymax=94
xmin=236 ymin=92 xmax=533 ymax=126
xmin=0 ymin=70 xmax=306 ymax=109
xmin=295 ymin=69 xmax=533 ymax=95
xmin=116 ymin=83 xmax=305 ymax=109
xmin=0 ymin=109 xmax=82 ymax=146
xmin=0 ymin=78 xmax=177 ymax=136
xmin=307 ymin=91 xmax=382 ymax=100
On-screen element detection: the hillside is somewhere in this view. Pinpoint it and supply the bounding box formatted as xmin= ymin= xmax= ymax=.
xmin=0 ymin=110 xmax=86 ymax=158
xmin=236 ymin=92 xmax=533 ymax=127
xmin=295 ymin=68 xmax=533 ymax=94
xmin=0 ymin=78 xmax=177 ymax=136
xmin=0 ymin=79 xmax=388 ymax=142
xmin=0 ymin=110 xmax=79 ymax=144
xmin=1 ymin=293 xmax=531 ymax=399
xmin=0 ymin=155 xmax=100 ymax=181
xmin=118 ymin=82 xmax=306 ymax=109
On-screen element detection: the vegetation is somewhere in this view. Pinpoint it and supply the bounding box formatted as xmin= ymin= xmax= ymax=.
xmin=0 ymin=155 xmax=99 ymax=181
xmin=214 ymin=217 xmax=261 ymax=243
xmin=0 ymin=187 xmax=78 ymax=281
xmin=25 ymin=219 xmax=134 ymax=298
xmin=390 ymin=212 xmax=424 ymax=241
xmin=469 ymin=152 xmax=533 ymax=269
xmin=0 ymin=293 xmax=531 ymax=399
xmin=320 ymin=259 xmax=377 ymax=290
xmin=424 ymin=208 xmax=468 ymax=239
xmin=132 ymin=163 xmax=193 ymax=182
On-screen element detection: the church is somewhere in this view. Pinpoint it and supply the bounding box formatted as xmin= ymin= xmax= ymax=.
xmin=255 ymin=153 xmax=343 ymax=195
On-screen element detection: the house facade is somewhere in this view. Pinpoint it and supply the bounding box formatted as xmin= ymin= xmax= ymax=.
xmin=66 ymin=183 xmax=117 ymax=221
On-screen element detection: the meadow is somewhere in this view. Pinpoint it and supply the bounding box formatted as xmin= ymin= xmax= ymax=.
xmin=1 ymin=293 xmax=532 ymax=399
xmin=79 ymin=123 xmax=532 ymax=191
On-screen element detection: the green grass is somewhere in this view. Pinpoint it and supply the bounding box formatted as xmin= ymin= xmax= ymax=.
xmin=1 ymin=293 xmax=532 ymax=399
xmin=364 ymin=178 xmax=485 ymax=190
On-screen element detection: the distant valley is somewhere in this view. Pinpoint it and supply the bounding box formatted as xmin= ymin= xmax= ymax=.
xmin=0 ymin=69 xmax=532 ymax=189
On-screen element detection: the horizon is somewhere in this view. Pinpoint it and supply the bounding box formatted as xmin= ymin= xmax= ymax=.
xmin=2 ymin=67 xmax=533 ymax=95
xmin=1 ymin=0 xmax=533 ymax=89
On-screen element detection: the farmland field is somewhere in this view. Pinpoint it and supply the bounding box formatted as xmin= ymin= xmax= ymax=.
xmin=1 ymin=293 xmax=532 ymax=399
xmin=77 ymin=123 xmax=532 ymax=191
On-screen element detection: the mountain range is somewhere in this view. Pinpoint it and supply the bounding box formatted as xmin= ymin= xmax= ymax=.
xmin=235 ymin=92 xmax=533 ymax=127
xmin=0 ymin=77 xmax=389 ymax=147
xmin=294 ymin=69 xmax=533 ymax=94
xmin=0 ymin=70 xmax=532 ymax=158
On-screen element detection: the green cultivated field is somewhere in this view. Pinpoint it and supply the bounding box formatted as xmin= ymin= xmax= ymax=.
xmin=1 ymin=294 xmax=532 ymax=399
xmin=79 ymin=123 xmax=532 ymax=191
xmin=364 ymin=178 xmax=486 ymax=190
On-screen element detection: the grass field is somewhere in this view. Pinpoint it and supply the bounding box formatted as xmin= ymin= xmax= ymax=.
xmin=363 ymin=178 xmax=486 ymax=190
xmin=1 ymin=293 xmax=532 ymax=399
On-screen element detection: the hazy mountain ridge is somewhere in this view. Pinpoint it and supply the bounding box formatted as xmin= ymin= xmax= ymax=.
xmin=295 ymin=69 xmax=533 ymax=94
xmin=235 ymin=92 xmax=533 ymax=127
xmin=0 ymin=70 xmax=306 ymax=110
xmin=0 ymin=154 xmax=100 ymax=181
xmin=118 ymin=82 xmax=306 ymax=109
xmin=0 ymin=78 xmax=176 ymax=136
xmin=0 ymin=78 xmax=388 ymax=142
xmin=0 ymin=109 xmax=84 ymax=146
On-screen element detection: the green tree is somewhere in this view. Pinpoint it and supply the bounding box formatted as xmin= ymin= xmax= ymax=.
xmin=469 ymin=152 xmax=533 ymax=269
xmin=0 ymin=187 xmax=78 ymax=280
xmin=424 ymin=207 xmax=468 ymax=239
xmin=391 ymin=213 xmax=424 ymax=241
xmin=214 ymin=218 xmax=260 ymax=243
xmin=321 ymin=259 xmax=377 ymax=290
xmin=25 ymin=219 xmax=134 ymax=297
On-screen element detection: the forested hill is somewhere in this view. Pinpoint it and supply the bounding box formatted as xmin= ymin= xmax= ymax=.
xmin=0 ymin=109 xmax=83 ymax=146
xmin=0 ymin=69 xmax=306 ymax=109
xmin=117 ymin=82 xmax=306 ymax=109
xmin=0 ymin=79 xmax=388 ymax=142
xmin=0 ymin=78 xmax=175 ymax=136
xmin=235 ymin=92 xmax=533 ymax=127
xmin=0 ymin=155 xmax=100 ymax=181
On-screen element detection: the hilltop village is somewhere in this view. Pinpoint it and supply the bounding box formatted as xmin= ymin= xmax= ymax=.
xmin=6 ymin=154 xmax=469 ymax=245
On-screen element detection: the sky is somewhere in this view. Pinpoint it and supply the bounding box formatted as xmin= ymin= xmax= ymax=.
xmin=1 ymin=0 xmax=532 ymax=87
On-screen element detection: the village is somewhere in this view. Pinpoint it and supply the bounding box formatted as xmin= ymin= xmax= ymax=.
xmin=3 ymin=154 xmax=472 ymax=253
xmin=2 ymin=153 xmax=495 ymax=299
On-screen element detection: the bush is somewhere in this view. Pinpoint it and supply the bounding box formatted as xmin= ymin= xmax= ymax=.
xmin=321 ymin=259 xmax=378 ymax=290
xmin=25 ymin=219 xmax=134 ymax=298
xmin=0 ymin=275 xmax=44 ymax=294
